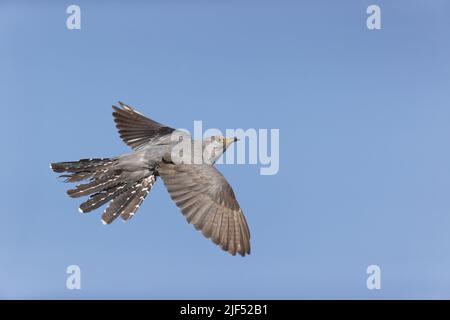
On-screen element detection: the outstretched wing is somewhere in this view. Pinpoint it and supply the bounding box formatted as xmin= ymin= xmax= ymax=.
xmin=112 ymin=101 xmax=175 ymax=150
xmin=158 ymin=162 xmax=251 ymax=256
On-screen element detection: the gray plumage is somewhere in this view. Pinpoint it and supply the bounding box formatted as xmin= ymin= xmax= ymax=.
xmin=51 ymin=102 xmax=251 ymax=256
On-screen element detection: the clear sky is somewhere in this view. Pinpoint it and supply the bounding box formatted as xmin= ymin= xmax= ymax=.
xmin=1 ymin=0 xmax=450 ymax=299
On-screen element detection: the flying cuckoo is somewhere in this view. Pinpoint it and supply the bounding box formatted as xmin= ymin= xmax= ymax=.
xmin=50 ymin=102 xmax=251 ymax=256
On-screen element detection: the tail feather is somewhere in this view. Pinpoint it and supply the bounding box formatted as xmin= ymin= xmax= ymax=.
xmin=101 ymin=175 xmax=156 ymax=224
xmin=51 ymin=158 xmax=116 ymax=182
xmin=120 ymin=175 xmax=156 ymax=221
xmin=59 ymin=172 xmax=94 ymax=183
xmin=67 ymin=175 xmax=122 ymax=198
xmin=79 ymin=182 xmax=132 ymax=213
xmin=101 ymin=187 xmax=134 ymax=224
xmin=51 ymin=158 xmax=114 ymax=173
xmin=51 ymin=157 xmax=156 ymax=224
xmin=51 ymin=158 xmax=156 ymax=224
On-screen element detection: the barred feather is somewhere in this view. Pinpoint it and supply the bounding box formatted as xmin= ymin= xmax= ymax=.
xmin=51 ymin=158 xmax=114 ymax=173
xmin=79 ymin=183 xmax=131 ymax=213
xmin=67 ymin=175 xmax=121 ymax=198
xmin=120 ymin=176 xmax=156 ymax=221
xmin=101 ymin=175 xmax=156 ymax=224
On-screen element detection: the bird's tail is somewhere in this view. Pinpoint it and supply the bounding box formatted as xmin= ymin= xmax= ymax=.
xmin=51 ymin=158 xmax=156 ymax=224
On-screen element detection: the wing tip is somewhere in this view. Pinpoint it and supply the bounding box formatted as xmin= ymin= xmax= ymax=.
xmin=235 ymin=248 xmax=251 ymax=257
xmin=112 ymin=101 xmax=134 ymax=113
xmin=117 ymin=101 xmax=143 ymax=114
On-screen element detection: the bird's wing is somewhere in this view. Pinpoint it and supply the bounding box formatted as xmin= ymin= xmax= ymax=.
xmin=158 ymin=162 xmax=251 ymax=256
xmin=112 ymin=101 xmax=175 ymax=150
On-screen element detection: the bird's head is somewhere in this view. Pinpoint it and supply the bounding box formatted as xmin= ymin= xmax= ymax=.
xmin=203 ymin=135 xmax=239 ymax=164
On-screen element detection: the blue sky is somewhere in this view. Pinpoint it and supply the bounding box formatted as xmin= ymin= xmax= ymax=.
xmin=1 ymin=0 xmax=450 ymax=299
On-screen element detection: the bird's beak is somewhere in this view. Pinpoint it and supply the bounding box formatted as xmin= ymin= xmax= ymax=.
xmin=225 ymin=137 xmax=239 ymax=146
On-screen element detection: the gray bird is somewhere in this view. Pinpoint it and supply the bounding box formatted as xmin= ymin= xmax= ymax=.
xmin=50 ymin=102 xmax=251 ymax=256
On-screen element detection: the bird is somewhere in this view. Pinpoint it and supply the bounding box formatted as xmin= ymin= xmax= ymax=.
xmin=50 ymin=102 xmax=251 ymax=256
